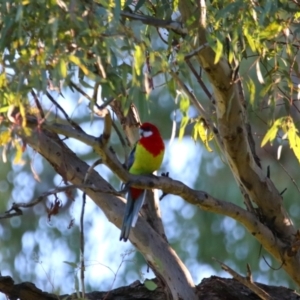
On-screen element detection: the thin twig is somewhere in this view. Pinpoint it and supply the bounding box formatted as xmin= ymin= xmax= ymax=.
xmin=80 ymin=158 xmax=103 ymax=298
xmin=98 ymin=97 xmax=118 ymax=109
xmin=169 ymin=70 xmax=227 ymax=157
xmin=45 ymin=91 xmax=84 ymax=132
xmin=185 ymin=58 xmax=213 ymax=101
xmin=95 ymin=56 xmax=107 ymax=79
xmin=103 ymin=250 xmax=135 ymax=300
xmin=70 ymin=79 xmax=123 ymax=112
xmin=0 ymin=184 xmax=104 ymax=220
xmin=80 ymin=191 xmax=86 ymax=298
xmin=99 ymin=110 xmax=112 ymax=147
xmin=31 ymin=89 xmax=45 ymax=119
xmin=169 ymin=70 xmax=209 ymax=119
xmin=184 ymin=43 xmax=209 ymax=59
xmin=262 ymin=255 xmax=284 ymax=271
xmin=120 ymin=11 xmax=187 ymax=35
xmin=156 ymin=27 xmax=168 ymax=44
xmin=263 ymin=148 xmax=300 ymax=194
xmin=70 ymin=80 xmax=95 ymax=102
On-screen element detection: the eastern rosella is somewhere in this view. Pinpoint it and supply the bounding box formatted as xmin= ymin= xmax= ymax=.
xmin=120 ymin=122 xmax=165 ymax=242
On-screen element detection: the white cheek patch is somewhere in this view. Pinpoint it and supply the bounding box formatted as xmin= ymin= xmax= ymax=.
xmin=142 ymin=131 xmax=153 ymax=138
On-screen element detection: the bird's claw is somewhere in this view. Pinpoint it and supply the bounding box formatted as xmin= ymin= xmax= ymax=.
xmin=161 ymin=171 xmax=169 ymax=178
xmin=119 ymin=181 xmax=131 ymax=194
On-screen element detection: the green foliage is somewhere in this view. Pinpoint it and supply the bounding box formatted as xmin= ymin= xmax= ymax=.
xmin=213 ymin=37 xmax=223 ymax=64
xmin=144 ymin=279 xmax=157 ymax=291
xmin=245 ymin=77 xmax=256 ymax=106
xmin=261 ymin=117 xmax=300 ymax=164
xmin=178 ymin=94 xmax=190 ymax=140
xmin=208 ymin=0 xmax=299 ymax=116
xmin=192 ymin=119 xmax=213 ymax=152
xmin=287 ymin=120 xmax=300 ymax=163
xmin=207 ymin=0 xmax=300 ymax=169
xmin=261 ymin=118 xmax=284 ymax=147
xmin=0 ymin=130 xmax=11 ymax=146
xmin=63 ymin=261 xmax=78 ymax=268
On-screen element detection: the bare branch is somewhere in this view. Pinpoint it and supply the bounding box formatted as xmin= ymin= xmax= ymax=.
xmin=185 ymin=57 xmax=213 ymax=101
xmin=110 ymin=101 xmax=141 ymax=146
xmin=69 ymin=80 xmax=95 ymax=102
xmin=101 ymin=111 xmax=112 ymax=146
xmin=169 ymin=70 xmax=211 ymax=122
xmin=213 ymin=258 xmax=271 ymax=300
xmin=31 ymin=89 xmax=45 ymax=119
xmin=0 ymin=185 xmax=85 ymax=219
xmin=45 ymin=91 xmax=84 ymax=133
xmin=120 ymin=11 xmax=188 ymax=35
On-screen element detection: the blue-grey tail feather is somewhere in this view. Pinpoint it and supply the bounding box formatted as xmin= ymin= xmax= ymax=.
xmin=119 ymin=190 xmax=146 ymax=242
xmin=119 ymin=213 xmax=134 ymax=242
xmin=131 ymin=190 xmax=146 ymax=227
xmin=119 ymin=193 xmax=134 ymax=242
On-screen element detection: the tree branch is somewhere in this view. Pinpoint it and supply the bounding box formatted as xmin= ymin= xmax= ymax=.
xmin=213 ymin=258 xmax=271 ymax=300
xmin=120 ymin=11 xmax=188 ymax=35
xmin=0 ymin=185 xmax=93 ymax=219
xmin=1 ymin=275 xmax=299 ymax=300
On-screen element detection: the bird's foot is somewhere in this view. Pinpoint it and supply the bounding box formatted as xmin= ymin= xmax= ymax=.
xmin=119 ymin=181 xmax=131 ymax=194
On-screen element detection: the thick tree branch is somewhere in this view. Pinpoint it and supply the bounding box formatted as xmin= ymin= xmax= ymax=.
xmin=1 ymin=275 xmax=299 ymax=300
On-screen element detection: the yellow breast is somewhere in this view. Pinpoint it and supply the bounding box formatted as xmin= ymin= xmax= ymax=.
xmin=129 ymin=142 xmax=164 ymax=175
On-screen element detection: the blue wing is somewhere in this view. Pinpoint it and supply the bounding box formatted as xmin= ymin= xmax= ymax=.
xmin=119 ymin=143 xmax=145 ymax=242
xmin=127 ymin=144 xmax=136 ymax=170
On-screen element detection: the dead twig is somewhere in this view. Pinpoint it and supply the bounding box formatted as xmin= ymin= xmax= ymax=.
xmin=0 ymin=184 xmax=92 ymax=220
xmin=184 ymin=58 xmax=213 ymax=101
xmin=213 ymin=258 xmax=271 ymax=300
xmin=46 ymin=91 xmax=84 ymax=133
xmin=31 ymin=89 xmax=45 ymax=119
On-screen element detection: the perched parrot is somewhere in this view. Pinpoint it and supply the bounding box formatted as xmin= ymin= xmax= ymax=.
xmin=119 ymin=122 xmax=165 ymax=242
